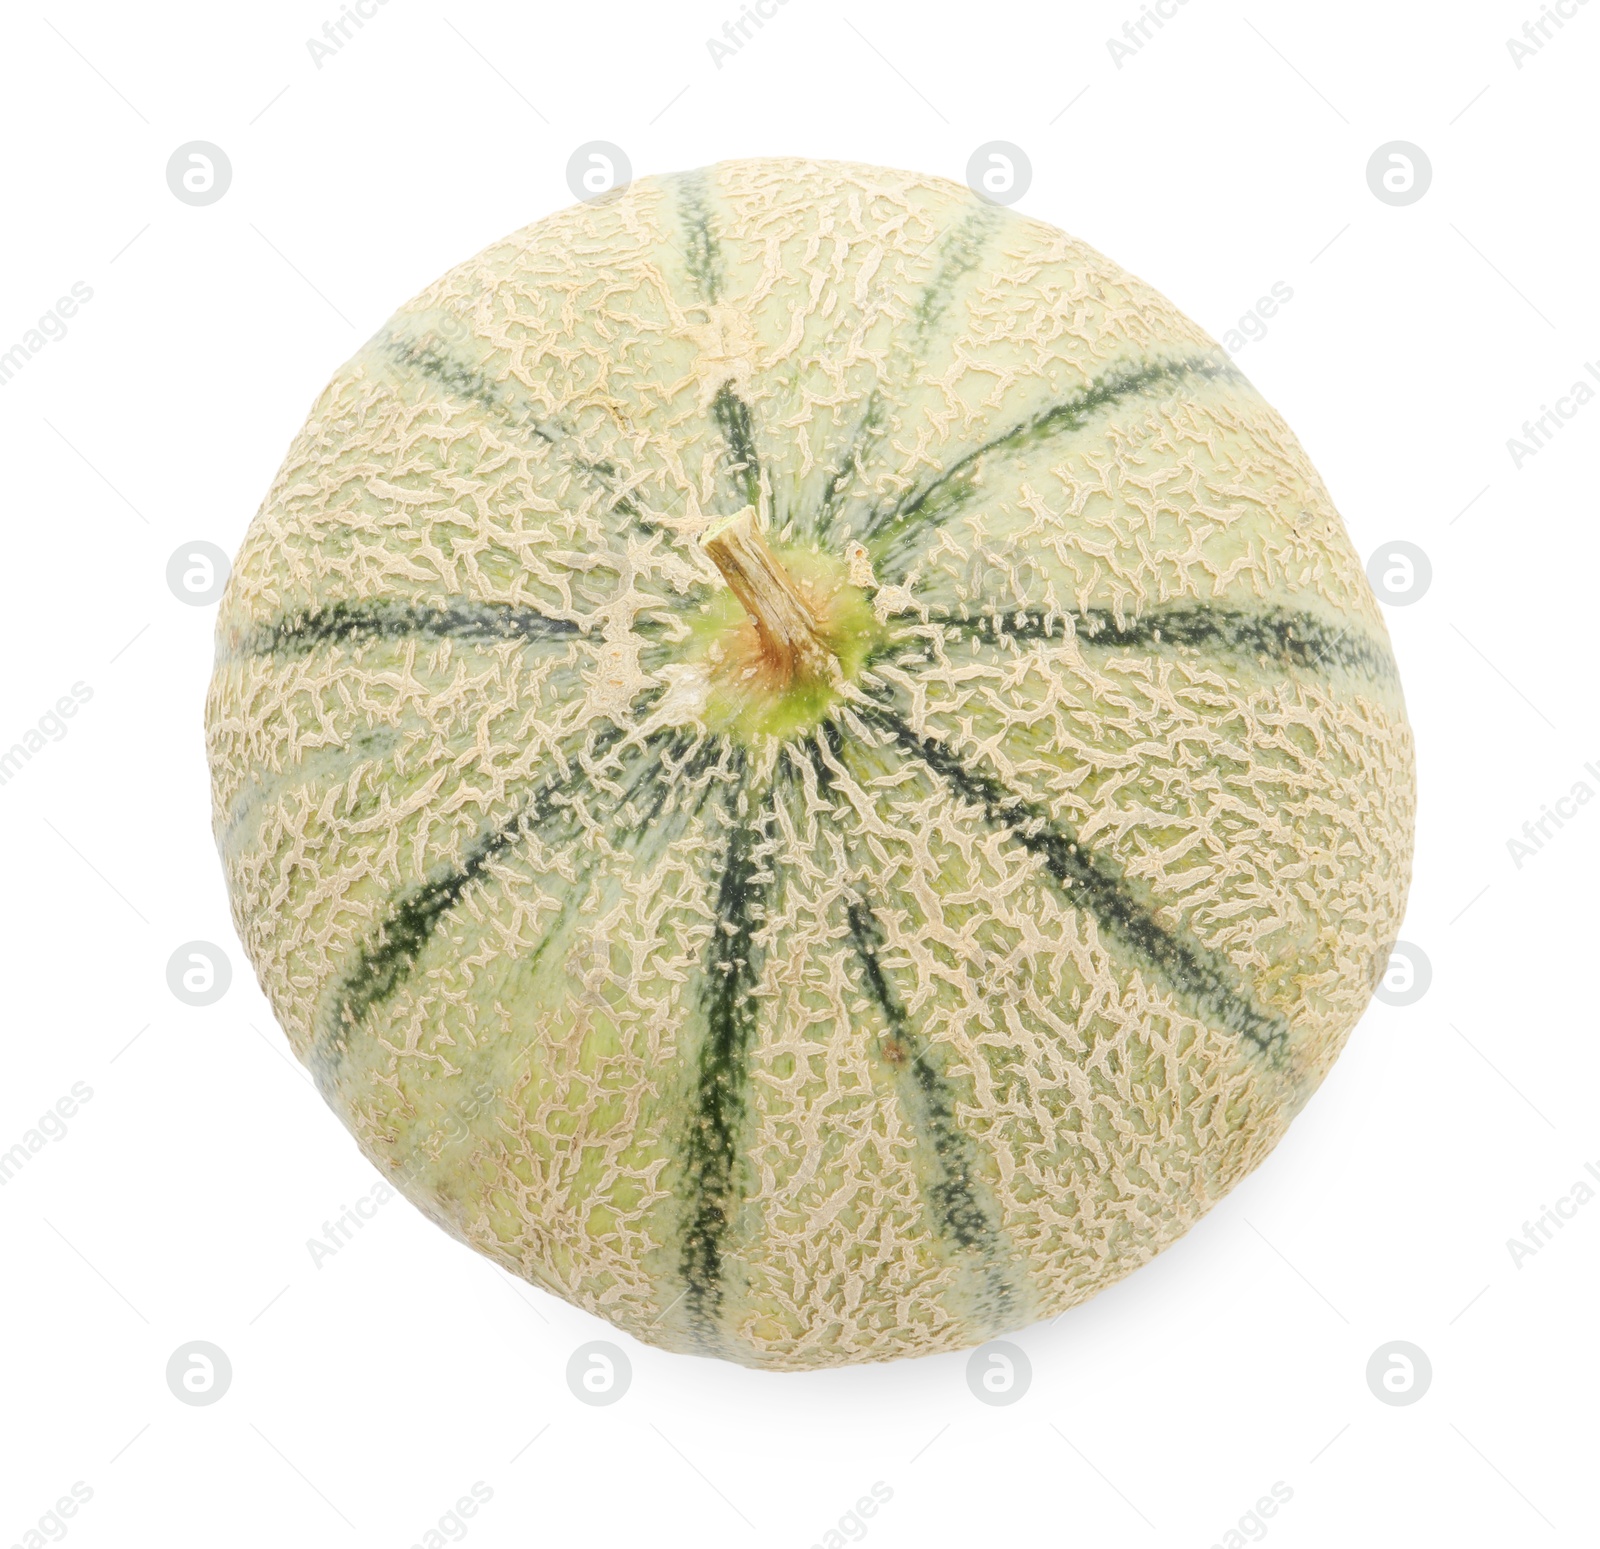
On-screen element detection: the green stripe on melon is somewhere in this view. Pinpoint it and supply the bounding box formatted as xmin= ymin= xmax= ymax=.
xmin=206 ymin=157 xmax=1414 ymax=1370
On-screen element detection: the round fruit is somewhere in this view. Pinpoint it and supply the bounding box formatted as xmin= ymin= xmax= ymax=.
xmin=206 ymin=157 xmax=1415 ymax=1370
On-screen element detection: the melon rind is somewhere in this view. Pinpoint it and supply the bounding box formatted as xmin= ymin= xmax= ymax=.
xmin=206 ymin=158 xmax=1414 ymax=1370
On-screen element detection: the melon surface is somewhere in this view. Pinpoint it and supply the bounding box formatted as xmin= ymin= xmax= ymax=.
xmin=206 ymin=156 xmax=1415 ymax=1370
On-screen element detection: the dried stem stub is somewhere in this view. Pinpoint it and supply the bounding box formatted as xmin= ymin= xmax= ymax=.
xmin=702 ymin=507 xmax=837 ymax=687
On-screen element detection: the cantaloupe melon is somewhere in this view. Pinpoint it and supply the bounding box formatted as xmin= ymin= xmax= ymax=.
xmin=206 ymin=157 xmax=1415 ymax=1369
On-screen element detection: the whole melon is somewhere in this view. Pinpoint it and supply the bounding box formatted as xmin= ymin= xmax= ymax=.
xmin=206 ymin=156 xmax=1415 ymax=1370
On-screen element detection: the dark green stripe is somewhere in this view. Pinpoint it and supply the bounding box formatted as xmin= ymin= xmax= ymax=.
xmin=865 ymin=354 xmax=1239 ymax=556
xmin=814 ymin=208 xmax=997 ymax=539
xmin=313 ymin=716 xmax=672 ymax=1082
xmin=710 ymin=380 xmax=762 ymax=512
xmin=813 ymin=389 xmax=886 ymax=537
xmin=674 ymin=177 xmax=764 ymax=516
xmin=679 ymin=762 xmax=767 ymax=1345
xmin=676 ymin=171 xmax=724 ymax=304
xmin=384 ymin=330 xmax=561 ymax=445
xmin=381 ymin=330 xmax=652 ymax=530
xmin=922 ymin=603 xmax=1398 ymax=684
xmin=242 ymin=599 xmax=581 ymax=658
xmin=905 ymin=206 xmax=997 ymax=342
xmin=859 ymin=703 xmax=1289 ymax=1059
xmin=321 ymin=808 xmax=532 ymax=1066
xmin=845 ymin=895 xmax=1016 ymax=1325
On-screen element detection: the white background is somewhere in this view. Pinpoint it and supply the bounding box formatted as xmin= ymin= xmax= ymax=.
xmin=2 ymin=1 xmax=1596 ymax=1545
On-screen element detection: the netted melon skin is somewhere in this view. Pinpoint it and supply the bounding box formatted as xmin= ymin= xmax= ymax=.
xmin=206 ymin=157 xmax=1414 ymax=1370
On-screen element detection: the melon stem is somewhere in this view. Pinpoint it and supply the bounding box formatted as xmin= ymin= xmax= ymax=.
xmin=702 ymin=508 xmax=836 ymax=687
